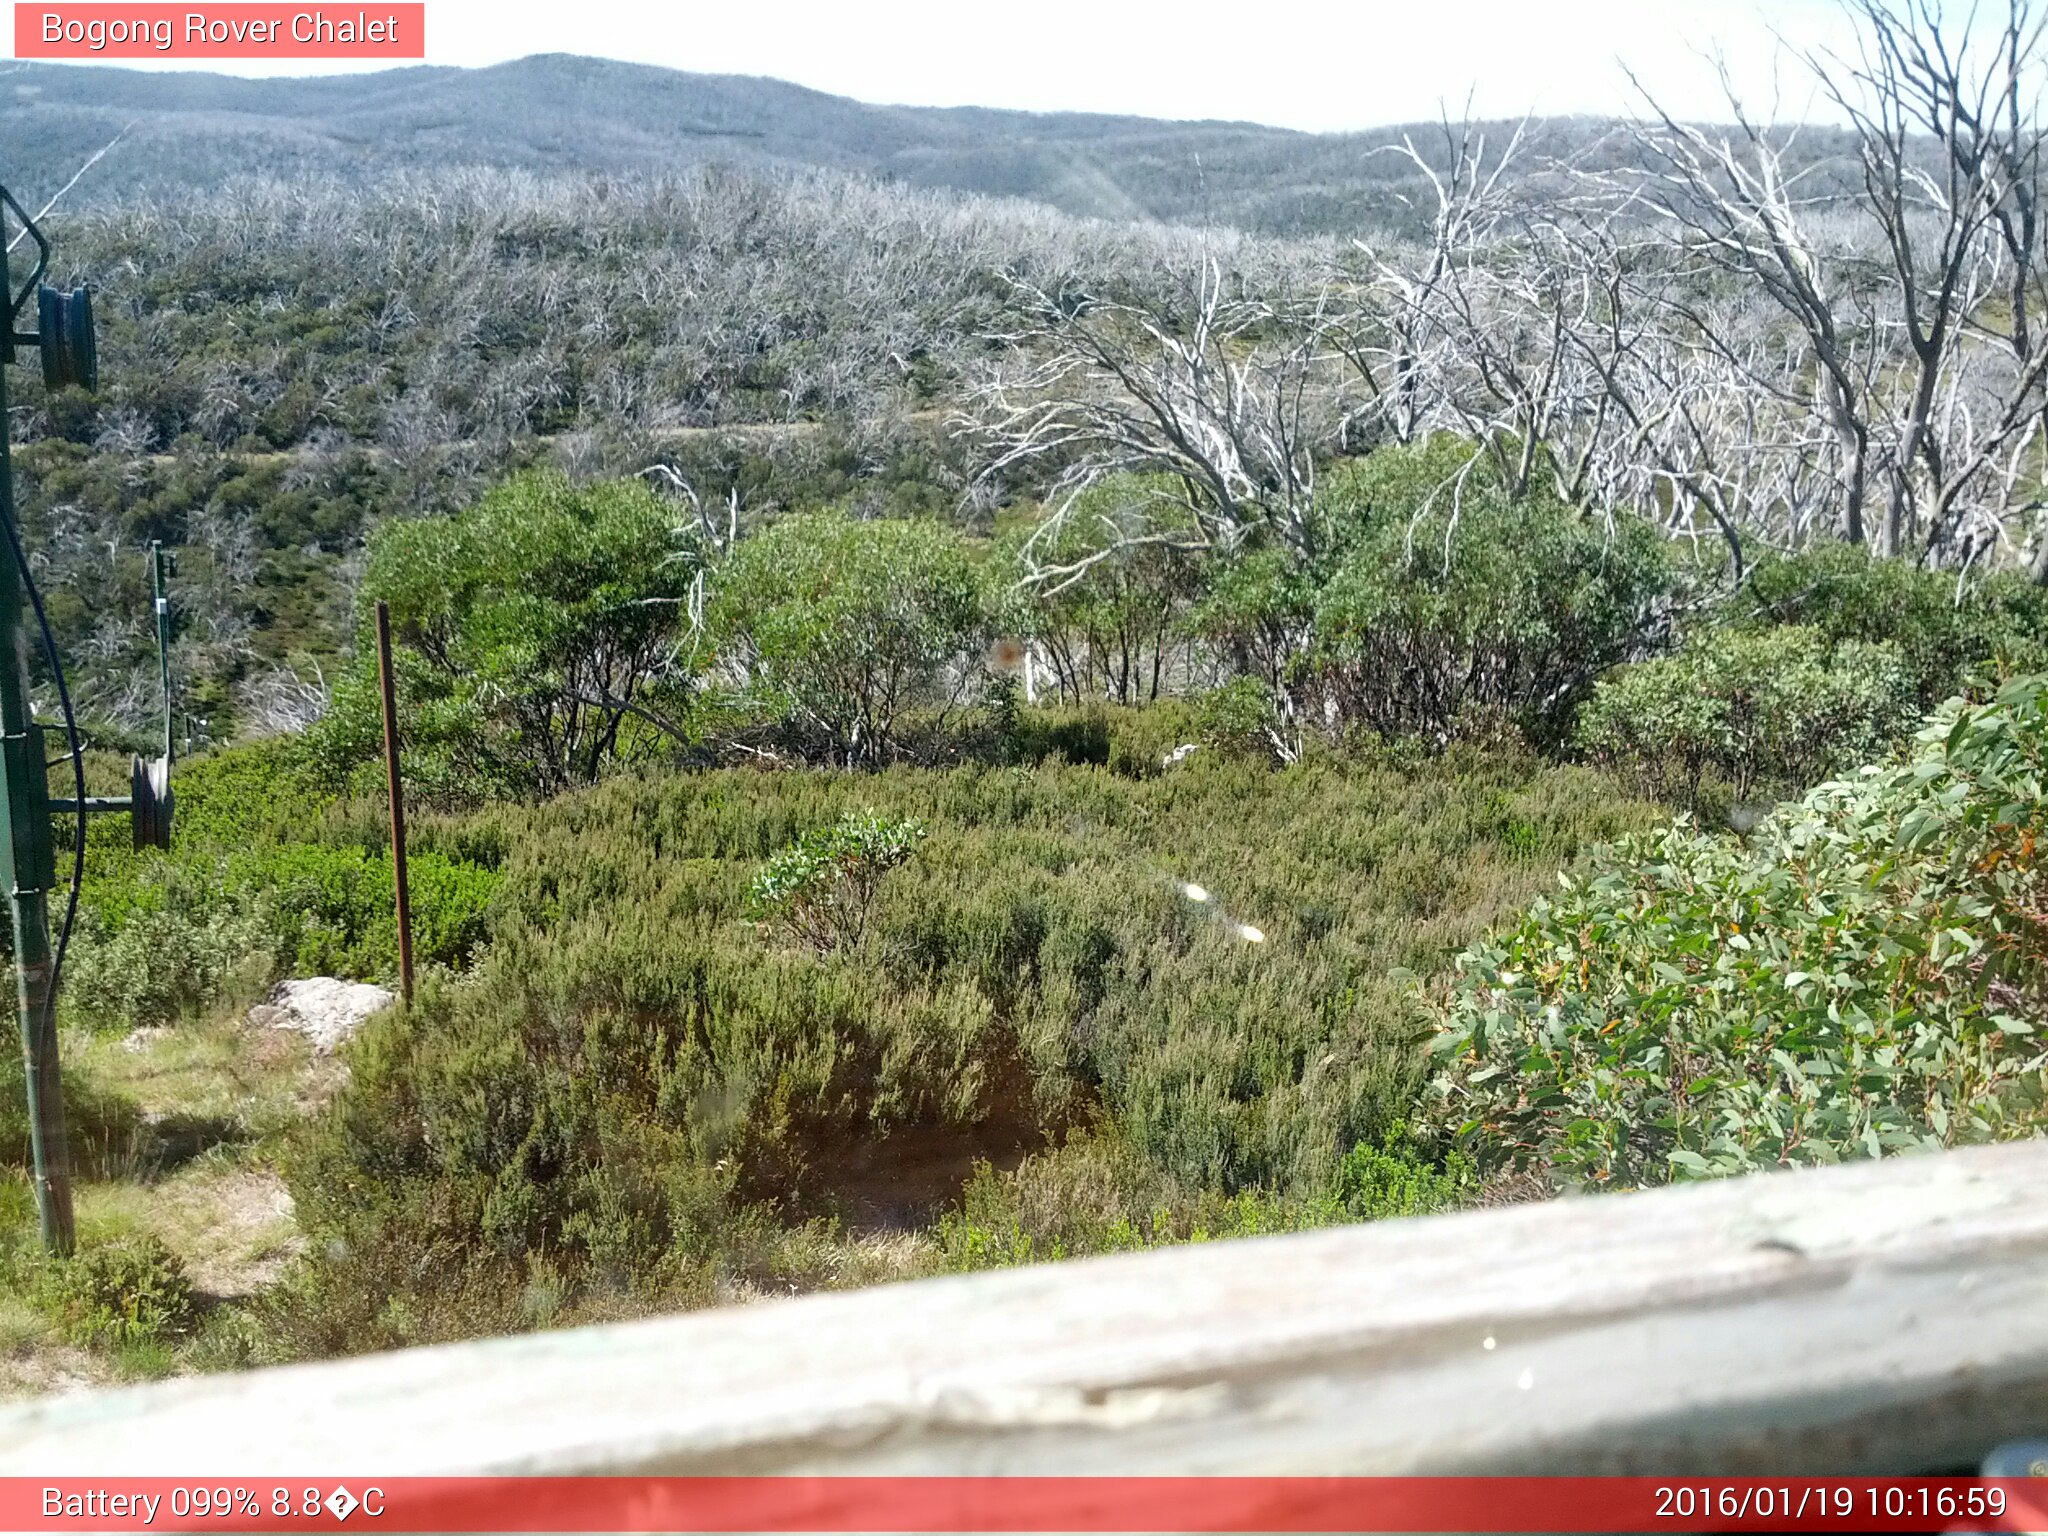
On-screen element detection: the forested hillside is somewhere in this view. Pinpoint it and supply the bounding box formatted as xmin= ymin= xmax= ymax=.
xmin=2 ymin=3 xmax=2046 ymax=1391
xmin=5 ymin=56 xmax=1858 ymax=234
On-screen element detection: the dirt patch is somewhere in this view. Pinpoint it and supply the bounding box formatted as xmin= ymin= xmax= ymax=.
xmin=0 ymin=1342 xmax=114 ymax=1401
xmin=803 ymin=1055 xmax=1061 ymax=1232
xmin=160 ymin=1168 xmax=304 ymax=1299
xmin=815 ymin=1117 xmax=1042 ymax=1229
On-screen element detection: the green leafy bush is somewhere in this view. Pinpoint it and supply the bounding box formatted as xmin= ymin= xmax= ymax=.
xmin=1729 ymin=543 xmax=2048 ymax=705
xmin=934 ymin=1119 xmax=1473 ymax=1272
xmin=30 ymin=1236 xmax=196 ymax=1350
xmin=253 ymin=844 xmax=496 ymax=979
xmin=747 ymin=810 xmax=927 ymax=953
xmin=59 ymin=742 xmax=500 ymax=1029
xmin=1188 ymin=544 xmax=1313 ymax=696
xmin=313 ymin=472 xmax=705 ymax=801
xmin=1577 ymin=625 xmax=1919 ymax=808
xmin=713 ymin=511 xmax=991 ymax=766
xmin=67 ymin=846 xmax=497 ymax=1030
xmin=62 ymin=881 xmax=272 ymax=1031
xmin=1431 ymin=677 xmax=2048 ymax=1190
xmin=934 ymin=1133 xmax=1333 ymax=1270
xmin=1332 ymin=1120 xmax=1475 ymax=1219
xmin=1305 ymin=439 xmax=1674 ymax=747
xmin=1002 ymin=475 xmax=1204 ymax=706
xmin=1195 ymin=678 xmax=1297 ymax=764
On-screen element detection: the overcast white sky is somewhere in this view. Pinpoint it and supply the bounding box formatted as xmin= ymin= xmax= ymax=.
xmin=99 ymin=0 xmax=1881 ymax=130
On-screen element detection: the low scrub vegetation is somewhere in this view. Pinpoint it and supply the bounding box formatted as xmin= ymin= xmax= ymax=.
xmin=1576 ymin=625 xmax=1919 ymax=811
xmin=18 ymin=37 xmax=2048 ymax=1385
xmin=57 ymin=743 xmax=498 ymax=1034
xmin=10 ymin=426 xmax=2048 ymax=1381
xmin=260 ymin=738 xmax=1646 ymax=1355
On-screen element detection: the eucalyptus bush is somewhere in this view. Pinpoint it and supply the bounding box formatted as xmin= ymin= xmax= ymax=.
xmin=1003 ymin=474 xmax=1203 ymax=706
xmin=1729 ymin=543 xmax=2048 ymax=705
xmin=712 ymin=511 xmax=990 ymax=767
xmin=1304 ymin=439 xmax=1674 ymax=747
xmin=313 ymin=472 xmax=706 ymax=801
xmin=1431 ymin=677 xmax=2048 ymax=1190
xmin=747 ymin=810 xmax=927 ymax=953
xmin=1576 ymin=625 xmax=1919 ymax=809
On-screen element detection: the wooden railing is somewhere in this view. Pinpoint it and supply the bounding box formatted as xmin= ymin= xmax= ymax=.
xmin=3 ymin=1139 xmax=2046 ymax=1476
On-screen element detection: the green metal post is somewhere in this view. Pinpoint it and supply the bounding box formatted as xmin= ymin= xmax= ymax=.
xmin=0 ymin=227 xmax=73 ymax=1254
xmin=152 ymin=541 xmax=171 ymax=765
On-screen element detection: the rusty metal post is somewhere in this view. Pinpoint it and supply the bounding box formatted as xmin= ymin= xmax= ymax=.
xmin=375 ymin=600 xmax=414 ymax=1005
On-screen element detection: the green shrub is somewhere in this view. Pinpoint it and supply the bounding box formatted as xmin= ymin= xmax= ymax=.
xmin=58 ymin=740 xmax=500 ymax=1029
xmin=312 ymin=472 xmax=705 ymax=801
xmin=1002 ymin=475 xmax=1204 ymax=706
xmin=1195 ymin=678 xmax=1296 ymax=763
xmin=1188 ymin=544 xmax=1314 ymax=696
xmin=1099 ymin=699 xmax=1206 ymax=778
xmin=63 ymin=841 xmax=498 ymax=1030
xmin=713 ymin=511 xmax=991 ymax=766
xmin=1431 ymin=677 xmax=2048 ymax=1191
xmin=0 ymin=1057 xmax=24 ymax=1179
xmin=1305 ymin=439 xmax=1674 ymax=747
xmin=1730 ymin=543 xmax=2048 ymax=705
xmin=62 ymin=888 xmax=272 ymax=1031
xmin=248 ymin=843 xmax=498 ymax=979
xmin=933 ymin=1133 xmax=1339 ymax=1271
xmin=1577 ymin=625 xmax=1919 ymax=809
xmin=1332 ymin=1121 xmax=1475 ymax=1219
xmin=934 ymin=1120 xmax=1474 ymax=1273
xmin=747 ymin=810 xmax=927 ymax=953
xmin=30 ymin=1236 xmax=196 ymax=1350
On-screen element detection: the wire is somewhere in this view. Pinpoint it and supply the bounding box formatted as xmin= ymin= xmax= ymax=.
xmin=0 ymin=506 xmax=86 ymax=1020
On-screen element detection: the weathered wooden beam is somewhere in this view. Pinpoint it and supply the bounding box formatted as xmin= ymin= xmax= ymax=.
xmin=4 ymin=1139 xmax=2046 ymax=1476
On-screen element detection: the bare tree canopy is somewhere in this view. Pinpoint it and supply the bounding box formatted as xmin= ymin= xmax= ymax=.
xmin=971 ymin=0 xmax=2048 ymax=595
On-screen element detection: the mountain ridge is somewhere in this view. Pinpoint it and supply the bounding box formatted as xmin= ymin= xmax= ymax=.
xmin=3 ymin=53 xmax=1628 ymax=234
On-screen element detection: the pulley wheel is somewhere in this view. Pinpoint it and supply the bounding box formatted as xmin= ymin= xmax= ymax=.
xmin=38 ymin=284 xmax=96 ymax=393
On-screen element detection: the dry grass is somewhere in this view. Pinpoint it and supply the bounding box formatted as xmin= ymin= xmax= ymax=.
xmin=1 ymin=1011 xmax=322 ymax=1401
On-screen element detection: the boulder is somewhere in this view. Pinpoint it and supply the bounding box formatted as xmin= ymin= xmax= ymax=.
xmin=252 ymin=977 xmax=395 ymax=1054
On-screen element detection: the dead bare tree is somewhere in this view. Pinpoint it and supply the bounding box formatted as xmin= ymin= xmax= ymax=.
xmin=1621 ymin=62 xmax=1890 ymax=551
xmin=962 ymin=256 xmax=1346 ymax=587
xmin=1339 ymin=115 xmax=1533 ymax=450
xmin=1614 ymin=3 xmax=2048 ymax=571
xmin=1806 ymin=0 xmax=2048 ymax=559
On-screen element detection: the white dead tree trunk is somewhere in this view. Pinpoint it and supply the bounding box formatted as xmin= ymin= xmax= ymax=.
xmin=1809 ymin=0 xmax=2048 ymax=560
xmin=961 ymin=256 xmax=1346 ymax=586
xmin=1622 ymin=65 xmax=1888 ymax=551
xmin=1620 ymin=2 xmax=2048 ymax=570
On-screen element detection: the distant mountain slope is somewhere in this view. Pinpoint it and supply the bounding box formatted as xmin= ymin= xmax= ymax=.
xmin=2 ymin=54 xmax=1640 ymax=234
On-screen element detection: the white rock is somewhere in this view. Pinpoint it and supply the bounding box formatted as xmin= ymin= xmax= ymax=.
xmin=1161 ymin=743 xmax=1201 ymax=768
xmin=258 ymin=977 xmax=396 ymax=1054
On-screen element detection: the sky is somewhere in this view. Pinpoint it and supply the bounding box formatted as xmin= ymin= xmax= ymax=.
xmin=93 ymin=0 xmax=1880 ymax=131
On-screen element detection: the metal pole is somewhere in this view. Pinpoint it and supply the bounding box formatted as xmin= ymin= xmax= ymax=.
xmin=375 ymin=600 xmax=414 ymax=1006
xmin=0 ymin=223 xmax=73 ymax=1254
xmin=151 ymin=541 xmax=171 ymax=766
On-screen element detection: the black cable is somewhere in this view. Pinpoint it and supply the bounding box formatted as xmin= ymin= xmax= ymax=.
xmin=0 ymin=509 xmax=86 ymax=1019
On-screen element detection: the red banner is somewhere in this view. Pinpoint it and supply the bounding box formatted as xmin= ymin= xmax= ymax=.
xmin=13 ymin=5 xmax=424 ymax=60
xmin=3 ymin=1477 xmax=2047 ymax=1532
